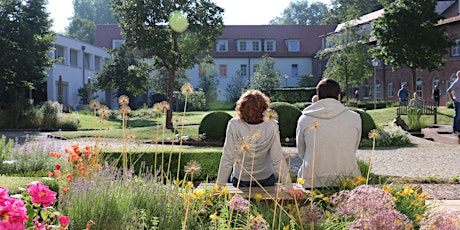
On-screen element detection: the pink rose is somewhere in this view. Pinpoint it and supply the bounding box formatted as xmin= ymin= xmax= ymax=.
xmin=0 ymin=197 xmax=28 ymax=230
xmin=0 ymin=186 xmax=9 ymax=202
xmin=59 ymin=216 xmax=70 ymax=227
xmin=27 ymin=182 xmax=57 ymax=207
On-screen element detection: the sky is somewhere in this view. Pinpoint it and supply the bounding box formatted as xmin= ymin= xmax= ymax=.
xmin=46 ymin=0 xmax=331 ymax=33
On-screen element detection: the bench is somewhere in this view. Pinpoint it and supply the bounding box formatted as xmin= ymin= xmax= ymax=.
xmin=196 ymin=183 xmax=305 ymax=201
xmin=397 ymin=101 xmax=438 ymax=124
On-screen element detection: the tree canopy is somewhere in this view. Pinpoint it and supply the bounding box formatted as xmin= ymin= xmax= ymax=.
xmin=94 ymin=44 xmax=152 ymax=106
xmin=270 ymin=0 xmax=329 ymax=25
xmin=250 ymin=54 xmax=281 ymax=91
xmin=372 ymin=0 xmax=452 ymax=93
xmin=322 ymin=0 xmax=382 ymax=24
xmin=0 ymin=0 xmax=55 ymax=106
xmin=111 ymin=0 xmax=224 ymax=128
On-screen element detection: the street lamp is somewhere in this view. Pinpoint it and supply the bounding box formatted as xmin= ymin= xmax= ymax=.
xmin=284 ymin=74 xmax=289 ymax=87
xmin=371 ymin=58 xmax=380 ymax=110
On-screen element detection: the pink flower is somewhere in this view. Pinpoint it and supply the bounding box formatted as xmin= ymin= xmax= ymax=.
xmin=33 ymin=217 xmax=46 ymax=230
xmin=0 ymin=197 xmax=28 ymax=230
xmin=59 ymin=216 xmax=70 ymax=227
xmin=0 ymin=186 xmax=9 ymax=202
xmin=227 ymin=195 xmax=250 ymax=212
xmin=27 ymin=182 xmax=57 ymax=207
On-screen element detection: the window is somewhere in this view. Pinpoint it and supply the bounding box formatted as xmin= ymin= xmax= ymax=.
xmin=286 ymin=39 xmax=300 ymax=52
xmin=70 ymin=49 xmax=78 ymax=66
xmin=388 ymin=80 xmax=393 ymax=98
xmin=238 ymin=41 xmax=247 ymax=52
xmin=216 ymin=40 xmax=228 ymax=52
xmin=240 ymin=64 xmax=247 ymax=76
xmin=452 ymin=38 xmax=460 ymax=56
xmin=376 ymin=80 xmax=381 ymax=101
xmin=252 ymin=40 xmax=260 ymax=51
xmin=84 ymin=53 xmax=90 ymax=69
xmin=112 ymin=39 xmax=125 ymax=49
xmin=364 ymin=84 xmax=369 ymax=98
xmin=416 ymin=78 xmax=423 ymax=98
xmin=265 ymin=40 xmax=276 ymax=52
xmin=316 ymin=61 xmax=322 ymax=75
xmin=95 ymin=56 xmax=102 ymax=71
xmin=219 ymin=64 xmax=227 ymax=77
xmin=291 ymin=64 xmax=298 ymax=77
xmin=55 ymin=46 xmax=65 ymax=64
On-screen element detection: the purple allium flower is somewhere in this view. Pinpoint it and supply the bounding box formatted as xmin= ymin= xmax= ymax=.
xmin=248 ymin=214 xmax=269 ymax=230
xmin=349 ymin=209 xmax=412 ymax=230
xmin=419 ymin=206 xmax=460 ymax=230
xmin=228 ymin=195 xmax=250 ymax=212
xmin=300 ymin=203 xmax=324 ymax=223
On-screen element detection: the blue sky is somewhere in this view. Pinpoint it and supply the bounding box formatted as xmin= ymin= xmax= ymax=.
xmin=47 ymin=0 xmax=332 ymax=33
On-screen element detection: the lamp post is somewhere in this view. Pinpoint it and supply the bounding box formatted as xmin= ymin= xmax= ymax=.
xmin=284 ymin=74 xmax=289 ymax=87
xmin=371 ymin=58 xmax=380 ymax=110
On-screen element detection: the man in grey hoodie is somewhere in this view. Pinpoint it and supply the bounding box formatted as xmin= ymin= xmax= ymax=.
xmin=296 ymin=78 xmax=362 ymax=188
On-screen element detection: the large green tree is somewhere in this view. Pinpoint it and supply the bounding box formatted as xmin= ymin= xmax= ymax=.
xmin=0 ymin=0 xmax=55 ymax=108
xmin=322 ymin=0 xmax=382 ymax=24
xmin=270 ymin=1 xmax=329 ymax=25
xmin=198 ymin=57 xmax=219 ymax=103
xmin=249 ymin=54 xmax=281 ymax=91
xmin=372 ymin=0 xmax=452 ymax=93
xmin=94 ymin=44 xmax=152 ymax=107
xmin=111 ymin=0 xmax=224 ymax=128
xmin=151 ymin=68 xmax=189 ymax=95
xmin=66 ymin=17 xmax=96 ymax=44
xmin=319 ymin=27 xmax=373 ymax=101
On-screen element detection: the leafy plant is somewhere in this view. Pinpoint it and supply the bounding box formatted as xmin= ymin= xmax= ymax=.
xmin=0 ymin=135 xmax=14 ymax=163
xmin=198 ymin=112 xmax=232 ymax=141
xmin=270 ymin=102 xmax=302 ymax=139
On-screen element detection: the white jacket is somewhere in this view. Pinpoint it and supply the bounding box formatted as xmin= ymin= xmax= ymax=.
xmin=296 ymin=98 xmax=362 ymax=188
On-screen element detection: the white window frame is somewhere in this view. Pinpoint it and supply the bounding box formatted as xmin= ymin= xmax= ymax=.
xmin=286 ymin=39 xmax=300 ymax=52
xmin=376 ymin=80 xmax=381 ymax=101
xmin=388 ymin=80 xmax=393 ymax=98
xmin=112 ymin=39 xmax=125 ymax=49
xmin=252 ymin=40 xmax=260 ymax=52
xmin=452 ymin=38 xmax=460 ymax=56
xmin=238 ymin=40 xmax=247 ymax=52
xmin=237 ymin=39 xmax=262 ymax=52
xmin=216 ymin=39 xmax=228 ymax=52
xmin=240 ymin=64 xmax=247 ymax=77
xmin=416 ymin=78 xmax=423 ymax=99
xmin=264 ymin=40 xmax=276 ymax=52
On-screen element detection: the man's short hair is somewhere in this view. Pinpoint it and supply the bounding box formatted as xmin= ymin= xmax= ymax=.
xmin=317 ymin=78 xmax=340 ymax=100
xmin=456 ymin=70 xmax=460 ymax=77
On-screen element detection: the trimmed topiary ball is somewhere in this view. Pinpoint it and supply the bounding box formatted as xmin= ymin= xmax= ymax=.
xmin=270 ymin=102 xmax=302 ymax=139
xmin=351 ymin=108 xmax=377 ymax=139
xmin=199 ymin=112 xmax=233 ymax=141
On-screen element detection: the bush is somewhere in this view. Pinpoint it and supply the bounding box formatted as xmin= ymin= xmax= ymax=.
xmin=264 ymin=87 xmax=316 ymax=104
xmin=198 ymin=112 xmax=233 ymax=141
xmin=41 ymin=101 xmax=63 ymax=130
xmin=360 ymin=123 xmax=410 ymax=147
xmin=351 ymin=108 xmax=377 ymax=139
xmin=270 ymin=102 xmax=302 ymax=139
xmin=57 ymin=114 xmax=80 ymax=130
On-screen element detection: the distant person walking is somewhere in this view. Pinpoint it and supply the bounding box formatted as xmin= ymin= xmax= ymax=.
xmin=432 ymin=84 xmax=440 ymax=107
xmin=447 ymin=71 xmax=460 ymax=137
xmin=398 ymin=84 xmax=409 ymax=103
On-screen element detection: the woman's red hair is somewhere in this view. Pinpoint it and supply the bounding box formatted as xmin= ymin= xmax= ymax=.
xmin=236 ymin=90 xmax=270 ymax=124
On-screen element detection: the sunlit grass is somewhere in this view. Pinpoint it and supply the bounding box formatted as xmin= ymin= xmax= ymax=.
xmin=367 ymin=106 xmax=453 ymax=127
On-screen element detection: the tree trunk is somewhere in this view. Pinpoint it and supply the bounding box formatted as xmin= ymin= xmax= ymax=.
xmin=166 ymin=67 xmax=176 ymax=129
xmin=410 ymin=67 xmax=417 ymax=96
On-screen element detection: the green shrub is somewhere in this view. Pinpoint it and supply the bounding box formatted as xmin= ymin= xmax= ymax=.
xmin=293 ymin=102 xmax=307 ymax=111
xmin=198 ymin=111 xmax=232 ymax=141
xmin=206 ymin=100 xmax=236 ymax=110
xmin=0 ymin=176 xmax=59 ymax=195
xmin=264 ymin=87 xmax=316 ymax=104
xmin=351 ymin=108 xmax=377 ymax=139
xmin=270 ymin=102 xmax=302 ymax=139
xmin=41 ymin=101 xmax=63 ymax=130
xmin=0 ymin=135 xmax=13 ymax=163
xmin=58 ymin=114 xmax=80 ymax=130
xmin=447 ymin=101 xmax=453 ymax=108
xmin=360 ymin=122 xmax=410 ymax=147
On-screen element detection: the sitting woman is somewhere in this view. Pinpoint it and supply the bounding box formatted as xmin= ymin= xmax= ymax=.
xmin=216 ymin=90 xmax=303 ymax=197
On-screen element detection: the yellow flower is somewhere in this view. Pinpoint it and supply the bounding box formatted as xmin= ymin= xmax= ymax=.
xmin=90 ymin=99 xmax=100 ymax=109
xmin=297 ymin=178 xmax=305 ymax=185
xmin=186 ymin=181 xmax=194 ymax=189
xmin=414 ymin=214 xmax=423 ymax=221
xmin=195 ymin=189 xmax=205 ymax=197
xmin=263 ymin=109 xmax=278 ymax=122
xmin=310 ymin=120 xmax=320 ymax=129
xmin=205 ymin=200 xmax=213 ymax=206
xmin=418 ymin=193 xmax=427 ymax=198
xmin=283 ymin=226 xmax=290 ymax=230
xmin=212 ymin=184 xmax=220 ymax=191
xmin=254 ymin=193 xmax=263 ymax=200
xmin=382 ymin=185 xmax=394 ymax=194
xmin=181 ymin=83 xmax=194 ymax=95
xmin=209 ymin=212 xmax=218 ymax=220
xmin=403 ymin=187 xmax=414 ymax=195
xmin=221 ymin=187 xmax=229 ymax=195
xmin=323 ymin=197 xmax=330 ymax=202
xmin=118 ymin=95 xmax=129 ymax=106
xmin=368 ymin=129 xmax=380 ymax=139
xmin=315 ymin=193 xmax=324 ymax=199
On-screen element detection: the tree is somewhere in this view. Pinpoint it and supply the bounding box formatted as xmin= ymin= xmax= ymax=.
xmin=226 ymin=70 xmax=247 ymax=102
xmin=0 ymin=0 xmax=55 ymax=112
xmin=151 ymin=68 xmax=189 ymax=95
xmin=372 ymin=0 xmax=452 ymax=93
xmin=270 ymin=1 xmax=329 ymax=25
xmin=66 ymin=17 xmax=96 ymax=43
xmin=111 ymin=0 xmax=224 ymax=128
xmin=94 ymin=44 xmax=152 ymax=107
xmin=249 ymin=54 xmax=281 ymax=91
xmin=66 ymin=0 xmax=117 ymax=43
xmin=198 ymin=57 xmax=219 ymax=103
xmin=322 ymin=0 xmax=382 ymax=24
xmin=319 ymin=27 xmax=373 ymax=101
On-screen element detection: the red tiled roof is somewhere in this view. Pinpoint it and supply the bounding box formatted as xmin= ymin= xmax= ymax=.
xmin=93 ymin=24 xmax=336 ymax=57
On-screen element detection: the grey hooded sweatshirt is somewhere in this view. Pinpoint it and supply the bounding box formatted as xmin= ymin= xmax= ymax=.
xmin=296 ymin=98 xmax=362 ymax=188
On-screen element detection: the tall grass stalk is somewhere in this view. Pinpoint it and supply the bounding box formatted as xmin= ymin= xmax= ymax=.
xmin=177 ymin=84 xmax=193 ymax=182
xmin=366 ymin=129 xmax=379 ymax=185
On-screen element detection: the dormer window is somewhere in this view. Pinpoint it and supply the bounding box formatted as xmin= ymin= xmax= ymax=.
xmin=237 ymin=39 xmax=262 ymax=52
xmin=286 ymin=39 xmax=300 ymax=52
xmin=216 ymin=39 xmax=228 ymax=52
xmin=264 ymin=40 xmax=276 ymax=52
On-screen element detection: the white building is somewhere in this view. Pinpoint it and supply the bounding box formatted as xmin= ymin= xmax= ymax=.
xmin=46 ymin=35 xmax=112 ymax=109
